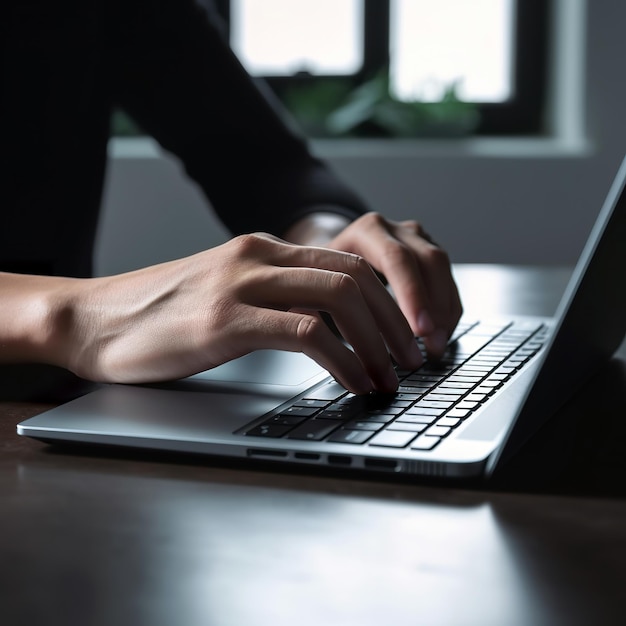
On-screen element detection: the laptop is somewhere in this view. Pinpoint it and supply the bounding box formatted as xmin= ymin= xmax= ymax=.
xmin=17 ymin=156 xmax=626 ymax=480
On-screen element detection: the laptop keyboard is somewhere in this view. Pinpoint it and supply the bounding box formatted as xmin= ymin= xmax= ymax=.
xmin=239 ymin=320 xmax=548 ymax=452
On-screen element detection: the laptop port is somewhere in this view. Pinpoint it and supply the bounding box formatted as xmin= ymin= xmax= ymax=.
xmin=364 ymin=458 xmax=400 ymax=472
xmin=328 ymin=455 xmax=352 ymax=466
xmin=247 ymin=448 xmax=287 ymax=458
xmin=294 ymin=452 xmax=320 ymax=461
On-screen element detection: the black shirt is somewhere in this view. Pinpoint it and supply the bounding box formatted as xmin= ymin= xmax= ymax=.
xmin=2 ymin=0 xmax=367 ymax=277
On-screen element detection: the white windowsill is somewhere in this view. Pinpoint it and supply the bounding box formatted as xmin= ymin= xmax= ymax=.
xmin=109 ymin=135 xmax=593 ymax=161
xmin=310 ymin=136 xmax=592 ymax=159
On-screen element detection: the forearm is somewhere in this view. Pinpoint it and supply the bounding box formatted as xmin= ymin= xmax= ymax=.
xmin=0 ymin=272 xmax=78 ymax=367
xmin=109 ymin=0 xmax=369 ymax=236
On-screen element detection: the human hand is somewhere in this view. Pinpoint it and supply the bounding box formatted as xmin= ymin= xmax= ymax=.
xmin=54 ymin=234 xmax=424 ymax=394
xmin=322 ymin=212 xmax=463 ymax=358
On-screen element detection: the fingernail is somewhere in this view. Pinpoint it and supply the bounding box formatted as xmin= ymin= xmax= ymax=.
xmin=417 ymin=311 xmax=435 ymax=336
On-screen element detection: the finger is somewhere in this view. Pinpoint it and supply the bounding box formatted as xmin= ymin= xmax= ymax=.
xmin=390 ymin=224 xmax=463 ymax=354
xmin=398 ymin=219 xmax=438 ymax=246
xmin=341 ymin=219 xmax=435 ymax=338
xmin=248 ymin=265 xmax=401 ymax=393
xmin=258 ymin=245 xmax=424 ymax=373
xmin=338 ymin=217 xmax=460 ymax=359
xmin=226 ymin=235 xmax=409 ymax=387
xmin=235 ymin=306 xmax=375 ymax=395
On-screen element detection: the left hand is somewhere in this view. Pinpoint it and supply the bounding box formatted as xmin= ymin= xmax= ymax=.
xmin=286 ymin=212 xmax=463 ymax=359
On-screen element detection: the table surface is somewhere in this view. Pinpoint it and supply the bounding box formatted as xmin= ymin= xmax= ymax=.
xmin=2 ymin=265 xmax=625 ymax=626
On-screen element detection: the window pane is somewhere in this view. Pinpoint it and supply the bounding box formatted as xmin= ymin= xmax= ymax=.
xmin=390 ymin=0 xmax=515 ymax=102
xmin=230 ymin=0 xmax=363 ymax=76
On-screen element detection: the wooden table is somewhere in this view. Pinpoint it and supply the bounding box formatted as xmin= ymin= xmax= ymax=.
xmin=2 ymin=266 xmax=625 ymax=626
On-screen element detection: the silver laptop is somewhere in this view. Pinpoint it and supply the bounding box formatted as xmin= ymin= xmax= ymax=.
xmin=17 ymin=157 xmax=626 ymax=479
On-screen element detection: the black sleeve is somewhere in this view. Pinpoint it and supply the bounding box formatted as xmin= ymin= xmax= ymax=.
xmin=106 ymin=0 xmax=369 ymax=236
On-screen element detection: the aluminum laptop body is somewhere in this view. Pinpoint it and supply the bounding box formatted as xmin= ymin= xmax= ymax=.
xmin=17 ymin=157 xmax=626 ymax=479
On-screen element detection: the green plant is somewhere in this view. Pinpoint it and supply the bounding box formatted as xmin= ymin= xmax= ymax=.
xmin=282 ymin=72 xmax=480 ymax=138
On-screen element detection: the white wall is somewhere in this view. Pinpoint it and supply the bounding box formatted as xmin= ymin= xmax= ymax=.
xmin=95 ymin=0 xmax=626 ymax=276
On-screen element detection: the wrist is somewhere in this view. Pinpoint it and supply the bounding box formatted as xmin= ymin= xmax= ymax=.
xmin=0 ymin=273 xmax=83 ymax=369
xmin=283 ymin=211 xmax=351 ymax=246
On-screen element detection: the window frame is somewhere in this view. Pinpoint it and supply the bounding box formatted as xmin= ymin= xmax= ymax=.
xmin=213 ymin=0 xmax=551 ymax=136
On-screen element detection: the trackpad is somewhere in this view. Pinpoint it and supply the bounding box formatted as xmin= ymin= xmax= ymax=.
xmin=186 ymin=350 xmax=327 ymax=387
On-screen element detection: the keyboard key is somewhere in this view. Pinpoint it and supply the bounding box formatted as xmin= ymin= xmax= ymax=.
xmin=350 ymin=413 xmax=397 ymax=424
xmin=336 ymin=394 xmax=367 ymax=407
xmin=440 ymin=355 xmax=470 ymax=366
xmin=419 ymin=364 xmax=457 ymax=375
xmin=438 ymin=382 xmax=474 ymax=390
xmin=479 ymin=380 xmax=502 ymax=389
xmin=317 ymin=403 xmax=360 ymax=419
xmin=280 ymin=406 xmax=320 ymax=417
xmin=387 ymin=399 xmax=413 ymax=408
xmin=445 ymin=408 xmax=472 ymax=419
xmin=423 ymin=392 xmax=464 ymax=402
xmin=456 ymin=367 xmax=492 ymax=375
xmin=473 ymin=386 xmax=497 ymax=396
xmin=344 ymin=421 xmax=385 ymax=431
xmin=365 ymin=406 xmax=407 ymax=416
xmin=364 ymin=394 xmax=407 ymax=409
xmin=413 ymin=400 xmax=454 ymax=410
xmin=446 ymin=375 xmax=483 ymax=384
xmin=411 ymin=436 xmax=441 ymax=451
xmin=406 ymin=374 xmax=446 ymax=384
xmin=327 ymin=429 xmax=373 ymax=444
xmin=525 ymin=341 xmax=544 ymax=350
xmin=465 ymin=393 xmax=490 ymax=403
xmin=246 ymin=423 xmax=293 ymax=438
xmin=456 ymin=401 xmax=479 ymax=410
xmin=500 ymin=330 xmax=533 ymax=339
xmin=387 ymin=422 xmax=427 ymax=433
xmin=403 ymin=407 xmax=446 ymax=417
xmin=286 ymin=419 xmax=342 ymax=441
xmin=266 ymin=415 xmax=309 ymax=426
xmin=506 ymin=357 xmax=527 ymax=366
xmin=455 ymin=365 xmax=492 ymax=374
xmin=294 ymin=399 xmax=329 ymax=409
xmin=396 ymin=413 xmax=438 ymax=425
xmin=393 ymin=393 xmax=423 ymax=402
xmin=428 ymin=389 xmax=466 ymax=399
xmin=425 ymin=425 xmax=452 ymax=437
xmin=488 ymin=373 xmax=508 ymax=381
xmin=368 ymin=430 xmax=418 ymax=448
xmin=306 ymin=382 xmax=347 ymax=401
xmin=398 ymin=385 xmax=430 ymax=394
xmin=436 ymin=417 xmax=462 ymax=428
xmin=469 ymin=358 xmax=502 ymax=367
xmin=517 ymin=348 xmax=538 ymax=357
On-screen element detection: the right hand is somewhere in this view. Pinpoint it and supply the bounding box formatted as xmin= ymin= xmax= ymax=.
xmin=55 ymin=233 xmax=424 ymax=394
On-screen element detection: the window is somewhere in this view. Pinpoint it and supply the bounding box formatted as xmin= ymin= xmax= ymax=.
xmin=214 ymin=0 xmax=550 ymax=138
xmin=390 ymin=0 xmax=514 ymax=103
xmin=231 ymin=0 xmax=363 ymax=77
